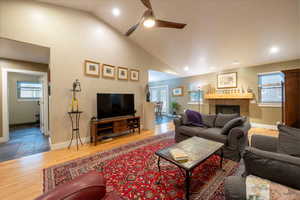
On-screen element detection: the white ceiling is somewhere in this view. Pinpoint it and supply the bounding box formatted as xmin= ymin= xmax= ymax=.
xmin=148 ymin=70 xmax=179 ymax=82
xmin=37 ymin=0 xmax=300 ymax=76
xmin=0 ymin=38 xmax=50 ymax=64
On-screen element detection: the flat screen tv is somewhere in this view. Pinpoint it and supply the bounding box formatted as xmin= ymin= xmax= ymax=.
xmin=97 ymin=93 xmax=134 ymax=119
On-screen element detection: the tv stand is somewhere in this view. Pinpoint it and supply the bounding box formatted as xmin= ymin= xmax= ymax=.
xmin=90 ymin=116 xmax=140 ymax=146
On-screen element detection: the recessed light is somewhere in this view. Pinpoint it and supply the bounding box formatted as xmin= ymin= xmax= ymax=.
xmin=270 ymin=46 xmax=280 ymax=54
xmin=32 ymin=11 xmax=44 ymax=21
xmin=95 ymin=28 xmax=103 ymax=34
xmin=199 ymin=57 xmax=206 ymax=62
xmin=112 ymin=8 xmax=120 ymax=16
xmin=184 ymin=66 xmax=189 ymax=71
xmin=233 ymin=61 xmax=240 ymax=65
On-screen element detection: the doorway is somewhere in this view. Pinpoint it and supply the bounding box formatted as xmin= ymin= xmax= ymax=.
xmin=149 ymin=85 xmax=169 ymax=114
xmin=148 ymin=70 xmax=179 ymax=126
xmin=149 ymin=85 xmax=175 ymax=125
xmin=0 ymin=69 xmax=49 ymax=162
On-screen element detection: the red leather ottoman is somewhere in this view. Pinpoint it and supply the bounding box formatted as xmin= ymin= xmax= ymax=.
xmin=35 ymin=171 xmax=121 ymax=200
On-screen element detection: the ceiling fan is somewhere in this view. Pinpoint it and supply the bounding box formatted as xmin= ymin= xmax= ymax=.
xmin=125 ymin=0 xmax=187 ymax=36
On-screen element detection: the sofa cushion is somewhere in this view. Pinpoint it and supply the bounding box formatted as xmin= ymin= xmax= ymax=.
xmin=244 ymin=147 xmax=300 ymax=190
xmin=221 ymin=117 xmax=246 ymax=135
xmin=197 ymin=128 xmax=227 ymax=144
xmin=177 ymin=126 xmax=206 ymax=137
xmin=34 ymin=171 xmax=107 ymax=200
xmin=202 ymin=114 xmax=217 ymax=128
xmin=215 ymin=113 xmax=239 ymax=128
xmin=278 ymin=124 xmax=300 ymax=158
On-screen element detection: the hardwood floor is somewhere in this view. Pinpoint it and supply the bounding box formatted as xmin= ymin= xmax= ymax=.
xmin=0 ymin=122 xmax=277 ymax=200
xmin=248 ymin=127 xmax=278 ymax=142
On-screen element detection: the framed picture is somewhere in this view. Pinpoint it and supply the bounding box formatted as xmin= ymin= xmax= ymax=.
xmin=84 ymin=60 xmax=100 ymax=77
xmin=117 ymin=67 xmax=128 ymax=80
xmin=172 ymin=87 xmax=184 ymax=96
xmin=217 ymin=72 xmax=237 ymax=89
xmin=102 ymin=64 xmax=116 ymax=79
xmin=130 ymin=69 xmax=140 ymax=81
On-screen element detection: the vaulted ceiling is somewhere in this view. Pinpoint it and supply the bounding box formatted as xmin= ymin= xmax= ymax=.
xmin=37 ymin=0 xmax=300 ymax=76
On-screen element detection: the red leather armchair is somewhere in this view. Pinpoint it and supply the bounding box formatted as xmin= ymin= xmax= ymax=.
xmin=35 ymin=171 xmax=121 ymax=200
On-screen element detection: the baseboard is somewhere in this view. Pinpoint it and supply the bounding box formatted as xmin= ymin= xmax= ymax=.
xmin=0 ymin=136 xmax=9 ymax=143
xmin=250 ymin=122 xmax=277 ymax=130
xmin=50 ymin=136 xmax=91 ymax=150
xmin=9 ymin=122 xmax=38 ymax=127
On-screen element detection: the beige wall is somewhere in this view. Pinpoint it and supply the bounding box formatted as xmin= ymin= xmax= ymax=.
xmin=149 ymin=59 xmax=300 ymax=126
xmin=298 ymin=0 xmax=300 ymax=50
xmin=0 ymin=58 xmax=48 ymax=137
xmin=8 ymin=72 xmax=40 ymax=125
xmin=0 ymin=0 xmax=170 ymax=144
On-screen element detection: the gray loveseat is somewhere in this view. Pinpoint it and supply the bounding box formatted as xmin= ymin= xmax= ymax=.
xmin=225 ymin=134 xmax=300 ymax=200
xmin=174 ymin=113 xmax=251 ymax=161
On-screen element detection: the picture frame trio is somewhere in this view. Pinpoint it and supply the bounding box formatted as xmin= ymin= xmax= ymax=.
xmin=84 ymin=60 xmax=139 ymax=81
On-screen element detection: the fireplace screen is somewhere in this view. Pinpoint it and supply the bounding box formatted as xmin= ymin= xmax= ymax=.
xmin=216 ymin=105 xmax=240 ymax=115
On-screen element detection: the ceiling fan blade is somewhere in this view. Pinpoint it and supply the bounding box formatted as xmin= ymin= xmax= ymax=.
xmin=155 ymin=20 xmax=187 ymax=29
xmin=125 ymin=10 xmax=150 ymax=36
xmin=140 ymin=0 xmax=152 ymax=9
xmin=125 ymin=23 xmax=140 ymax=36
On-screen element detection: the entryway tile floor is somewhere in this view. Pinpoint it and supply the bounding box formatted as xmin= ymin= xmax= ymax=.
xmin=0 ymin=125 xmax=50 ymax=162
xmin=155 ymin=115 xmax=175 ymax=125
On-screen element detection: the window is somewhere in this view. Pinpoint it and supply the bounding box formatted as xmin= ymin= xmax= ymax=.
xmin=258 ymin=72 xmax=284 ymax=104
xmin=188 ymin=90 xmax=203 ymax=104
xmin=17 ymin=81 xmax=42 ymax=100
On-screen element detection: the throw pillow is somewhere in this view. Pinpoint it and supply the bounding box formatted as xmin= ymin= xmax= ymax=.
xmin=202 ymin=114 xmax=217 ymax=128
xmin=278 ymin=124 xmax=300 ymax=157
xmin=185 ymin=109 xmax=204 ymax=127
xmin=221 ymin=117 xmax=246 ymax=135
xmin=215 ymin=113 xmax=239 ymax=128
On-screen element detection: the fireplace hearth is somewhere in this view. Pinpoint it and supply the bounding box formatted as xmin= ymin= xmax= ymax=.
xmin=216 ymin=105 xmax=240 ymax=115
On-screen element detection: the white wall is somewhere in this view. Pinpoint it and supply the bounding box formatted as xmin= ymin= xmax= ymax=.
xmin=0 ymin=0 xmax=170 ymax=144
xmin=8 ymin=72 xmax=40 ymax=125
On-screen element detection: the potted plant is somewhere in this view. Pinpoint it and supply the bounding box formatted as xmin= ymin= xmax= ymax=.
xmin=171 ymin=101 xmax=181 ymax=115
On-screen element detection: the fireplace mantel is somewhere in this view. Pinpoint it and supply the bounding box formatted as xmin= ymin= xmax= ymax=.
xmin=204 ymin=93 xmax=254 ymax=100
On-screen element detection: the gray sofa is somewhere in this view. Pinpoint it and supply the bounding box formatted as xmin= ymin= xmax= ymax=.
xmin=225 ymin=134 xmax=300 ymax=200
xmin=174 ymin=113 xmax=251 ymax=161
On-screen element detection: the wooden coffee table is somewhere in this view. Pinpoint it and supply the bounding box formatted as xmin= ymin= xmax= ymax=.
xmin=155 ymin=137 xmax=224 ymax=200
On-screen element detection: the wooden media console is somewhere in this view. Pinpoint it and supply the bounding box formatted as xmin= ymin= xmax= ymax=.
xmin=90 ymin=116 xmax=140 ymax=145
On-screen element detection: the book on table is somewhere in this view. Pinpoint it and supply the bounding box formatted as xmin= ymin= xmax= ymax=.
xmin=169 ymin=148 xmax=189 ymax=163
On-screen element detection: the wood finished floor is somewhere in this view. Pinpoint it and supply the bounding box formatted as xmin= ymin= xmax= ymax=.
xmin=0 ymin=122 xmax=278 ymax=200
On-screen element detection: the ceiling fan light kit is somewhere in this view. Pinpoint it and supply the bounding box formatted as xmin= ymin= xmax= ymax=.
xmin=125 ymin=0 xmax=187 ymax=36
xmin=143 ymin=18 xmax=155 ymax=28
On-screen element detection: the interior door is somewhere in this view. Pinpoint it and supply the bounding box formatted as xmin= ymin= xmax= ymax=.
xmin=282 ymin=69 xmax=300 ymax=128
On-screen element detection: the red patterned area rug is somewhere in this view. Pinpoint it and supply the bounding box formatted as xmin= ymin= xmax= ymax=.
xmin=43 ymin=132 xmax=239 ymax=200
